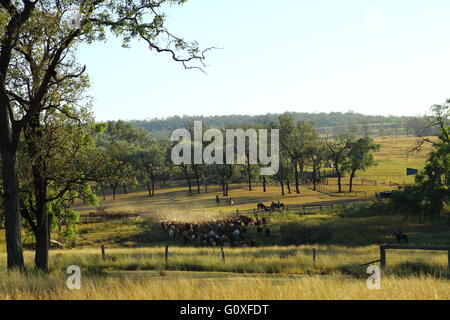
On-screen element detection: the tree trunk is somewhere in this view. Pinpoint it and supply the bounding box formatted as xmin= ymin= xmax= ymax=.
xmin=101 ymin=184 xmax=106 ymax=200
xmin=192 ymin=166 xmax=201 ymax=194
xmin=287 ymin=180 xmax=291 ymax=194
xmin=186 ymin=175 xmax=192 ymax=194
xmin=312 ymin=167 xmax=318 ymax=191
xmin=335 ymin=162 xmax=342 ymax=193
xmin=1 ymin=150 xmax=24 ymax=270
xmin=280 ymin=180 xmax=285 ymax=196
xmin=182 ymin=166 xmax=192 ymax=194
xmin=112 ymin=184 xmax=117 ymax=200
xmin=34 ymin=221 xmax=49 ymax=272
xmin=349 ymin=170 xmax=356 ymax=192
xmin=27 ymin=129 xmax=50 ymax=271
xmin=247 ymin=162 xmax=252 ymax=191
xmin=294 ymin=161 xmax=300 ymax=194
xmin=262 ymin=176 xmax=267 ymax=192
xmin=195 ymin=173 xmax=200 ymax=194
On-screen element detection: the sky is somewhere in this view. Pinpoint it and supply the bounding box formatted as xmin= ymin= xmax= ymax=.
xmin=77 ymin=0 xmax=450 ymax=121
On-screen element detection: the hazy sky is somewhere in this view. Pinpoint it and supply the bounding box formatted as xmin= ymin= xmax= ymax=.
xmin=77 ymin=0 xmax=450 ymax=121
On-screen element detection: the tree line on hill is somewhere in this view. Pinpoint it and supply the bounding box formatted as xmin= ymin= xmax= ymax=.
xmin=129 ymin=112 xmax=438 ymax=140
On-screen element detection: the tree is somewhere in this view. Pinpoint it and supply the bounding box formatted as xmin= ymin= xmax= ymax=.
xmin=274 ymin=152 xmax=291 ymax=196
xmin=185 ymin=121 xmax=209 ymax=194
xmin=392 ymin=103 xmax=449 ymax=222
xmin=278 ymin=114 xmax=298 ymax=193
xmin=101 ymin=141 xmax=136 ymax=200
xmin=19 ymin=107 xmax=98 ymax=271
xmin=324 ymin=133 xmax=353 ymax=193
xmin=9 ymin=22 xmax=94 ymax=271
xmin=49 ymin=187 xmax=98 ymax=247
xmin=306 ymin=142 xmax=328 ymax=191
xmin=404 ymin=117 xmax=433 ymax=137
xmin=0 ymin=0 xmax=37 ymax=270
xmin=278 ymin=114 xmax=318 ymax=194
xmin=212 ymin=164 xmax=236 ymax=196
xmin=132 ymin=142 xmax=165 ymax=197
xmin=0 ymin=0 xmax=210 ymax=270
xmin=342 ymin=137 xmax=380 ymax=192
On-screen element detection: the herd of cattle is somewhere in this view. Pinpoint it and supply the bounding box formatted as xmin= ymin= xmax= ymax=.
xmin=161 ymin=215 xmax=271 ymax=247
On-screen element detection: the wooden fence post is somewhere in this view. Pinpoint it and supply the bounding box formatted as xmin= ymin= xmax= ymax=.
xmin=165 ymin=245 xmax=169 ymax=269
xmin=380 ymin=246 xmax=386 ymax=270
xmin=221 ymin=246 xmax=226 ymax=263
xmin=312 ymin=248 xmax=316 ymax=266
xmin=101 ymin=245 xmax=106 ymax=261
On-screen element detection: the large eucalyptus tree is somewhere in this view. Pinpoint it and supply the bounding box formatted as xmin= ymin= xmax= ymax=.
xmin=0 ymin=0 xmax=210 ymax=270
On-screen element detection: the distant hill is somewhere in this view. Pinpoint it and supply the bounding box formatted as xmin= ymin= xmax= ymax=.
xmin=128 ymin=112 xmax=422 ymax=140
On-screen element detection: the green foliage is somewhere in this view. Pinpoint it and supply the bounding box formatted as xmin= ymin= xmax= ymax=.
xmin=49 ymin=187 xmax=99 ymax=246
xmin=391 ymin=104 xmax=449 ymax=221
xmin=342 ymin=136 xmax=380 ymax=191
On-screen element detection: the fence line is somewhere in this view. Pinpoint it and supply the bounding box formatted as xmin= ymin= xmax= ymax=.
xmin=379 ymin=245 xmax=450 ymax=270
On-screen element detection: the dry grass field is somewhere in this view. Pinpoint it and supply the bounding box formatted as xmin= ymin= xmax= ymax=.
xmin=1 ymin=271 xmax=449 ymax=300
xmin=0 ymin=246 xmax=449 ymax=300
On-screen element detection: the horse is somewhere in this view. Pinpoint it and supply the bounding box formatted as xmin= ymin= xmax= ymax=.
xmin=270 ymin=201 xmax=285 ymax=211
xmin=257 ymin=202 xmax=271 ymax=212
xmin=257 ymin=202 xmax=266 ymax=210
xmin=239 ymin=215 xmax=252 ymax=226
xmin=393 ymin=231 xmax=408 ymax=243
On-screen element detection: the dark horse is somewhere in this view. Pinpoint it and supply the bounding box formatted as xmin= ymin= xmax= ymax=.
xmin=257 ymin=202 xmax=271 ymax=212
xmin=393 ymin=230 xmax=408 ymax=243
xmin=270 ymin=201 xmax=285 ymax=211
